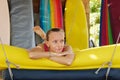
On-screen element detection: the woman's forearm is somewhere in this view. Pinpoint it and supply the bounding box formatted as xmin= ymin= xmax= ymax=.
xmin=49 ymin=53 xmax=75 ymax=66
xmin=29 ymin=51 xmax=50 ymax=59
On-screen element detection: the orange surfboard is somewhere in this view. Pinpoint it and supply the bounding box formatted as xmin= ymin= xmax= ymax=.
xmin=0 ymin=0 xmax=10 ymax=45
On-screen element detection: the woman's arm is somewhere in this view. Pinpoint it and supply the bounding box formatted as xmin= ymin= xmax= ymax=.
xmin=28 ymin=44 xmax=50 ymax=59
xmin=28 ymin=44 xmax=75 ymax=66
xmin=28 ymin=44 xmax=61 ymax=59
xmin=33 ymin=26 xmax=46 ymax=40
xmin=49 ymin=45 xmax=75 ymax=66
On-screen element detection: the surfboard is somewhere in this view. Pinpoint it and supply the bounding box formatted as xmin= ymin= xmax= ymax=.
xmin=40 ymin=0 xmax=63 ymax=33
xmin=99 ymin=0 xmax=108 ymax=46
xmin=109 ymin=0 xmax=120 ymax=43
xmin=51 ymin=0 xmax=63 ymax=29
xmin=65 ymin=0 xmax=89 ymax=50
xmin=99 ymin=0 xmax=113 ymax=46
xmin=39 ymin=0 xmax=51 ymax=33
xmin=0 ymin=0 xmax=10 ymax=45
xmin=10 ymin=0 xmax=35 ymax=49
xmin=0 ymin=44 xmax=120 ymax=70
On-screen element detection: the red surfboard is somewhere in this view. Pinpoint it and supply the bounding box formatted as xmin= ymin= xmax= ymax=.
xmin=109 ymin=0 xmax=120 ymax=43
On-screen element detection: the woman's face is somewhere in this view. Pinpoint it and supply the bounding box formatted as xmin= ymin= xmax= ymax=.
xmin=46 ymin=31 xmax=65 ymax=53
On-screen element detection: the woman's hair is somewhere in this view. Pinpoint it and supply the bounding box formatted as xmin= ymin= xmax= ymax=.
xmin=46 ymin=28 xmax=64 ymax=41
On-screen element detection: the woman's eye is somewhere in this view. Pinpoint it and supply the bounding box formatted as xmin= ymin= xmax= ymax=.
xmin=60 ymin=40 xmax=64 ymax=43
xmin=53 ymin=40 xmax=57 ymax=43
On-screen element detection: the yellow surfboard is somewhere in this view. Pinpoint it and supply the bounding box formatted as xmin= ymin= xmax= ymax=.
xmin=0 ymin=44 xmax=120 ymax=70
xmin=65 ymin=0 xmax=88 ymax=50
xmin=0 ymin=0 xmax=10 ymax=45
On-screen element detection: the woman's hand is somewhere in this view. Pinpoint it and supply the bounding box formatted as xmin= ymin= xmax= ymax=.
xmin=49 ymin=52 xmax=75 ymax=66
xmin=50 ymin=52 xmax=70 ymax=57
xmin=50 ymin=52 xmax=60 ymax=57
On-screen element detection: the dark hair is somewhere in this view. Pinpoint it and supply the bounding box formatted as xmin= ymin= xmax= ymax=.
xmin=46 ymin=28 xmax=64 ymax=41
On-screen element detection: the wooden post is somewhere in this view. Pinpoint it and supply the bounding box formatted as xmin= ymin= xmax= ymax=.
xmin=82 ymin=0 xmax=90 ymax=27
xmin=82 ymin=0 xmax=90 ymax=41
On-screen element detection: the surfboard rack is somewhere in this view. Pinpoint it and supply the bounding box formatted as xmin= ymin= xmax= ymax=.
xmin=95 ymin=32 xmax=120 ymax=80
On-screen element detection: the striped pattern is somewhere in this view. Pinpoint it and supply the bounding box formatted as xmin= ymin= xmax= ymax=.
xmin=99 ymin=0 xmax=113 ymax=46
xmin=39 ymin=0 xmax=63 ymax=33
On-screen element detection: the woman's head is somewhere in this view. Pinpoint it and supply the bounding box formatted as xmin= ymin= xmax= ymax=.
xmin=45 ymin=28 xmax=65 ymax=53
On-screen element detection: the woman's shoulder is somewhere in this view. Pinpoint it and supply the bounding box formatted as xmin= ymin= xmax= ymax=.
xmin=37 ymin=43 xmax=49 ymax=51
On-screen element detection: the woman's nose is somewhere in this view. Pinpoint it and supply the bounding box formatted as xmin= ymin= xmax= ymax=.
xmin=57 ymin=42 xmax=62 ymax=47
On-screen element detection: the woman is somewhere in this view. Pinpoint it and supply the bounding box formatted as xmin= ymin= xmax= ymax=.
xmin=28 ymin=26 xmax=75 ymax=66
